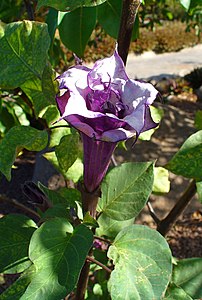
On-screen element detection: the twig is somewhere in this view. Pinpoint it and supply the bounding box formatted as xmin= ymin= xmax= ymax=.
xmin=86 ymin=255 xmax=112 ymax=273
xmin=0 ymin=194 xmax=40 ymax=220
xmin=147 ymin=201 xmax=160 ymax=225
xmin=157 ymin=180 xmax=196 ymax=236
xmin=117 ymin=0 xmax=141 ymax=65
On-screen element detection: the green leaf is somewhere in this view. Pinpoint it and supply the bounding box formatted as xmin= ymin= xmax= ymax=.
xmin=0 ymin=215 xmax=37 ymax=274
xmin=21 ymin=219 xmax=93 ymax=299
xmin=55 ymin=133 xmax=80 ymax=172
xmin=180 ymin=0 xmax=191 ymax=10
xmin=83 ymin=211 xmax=99 ymax=228
xmin=108 ymin=225 xmax=172 ymax=300
xmin=165 ymin=130 xmax=202 ymax=179
xmin=21 ymin=65 xmax=57 ymax=116
xmin=97 ymin=0 xmax=139 ymax=40
xmin=41 ymin=105 xmax=59 ymax=125
xmin=0 ymin=21 xmax=50 ymax=89
xmin=96 ymin=213 xmax=135 ymax=239
xmin=153 ymin=167 xmax=170 ymax=194
xmin=194 ymin=110 xmax=202 ymax=130
xmin=172 ymin=258 xmax=202 ymax=299
xmin=46 ymin=7 xmax=58 ymax=42
xmin=43 ymin=151 xmax=83 ymax=182
xmin=97 ymin=0 xmax=122 ymax=39
xmin=58 ymin=7 xmax=96 ymax=57
xmin=0 ymin=126 xmax=48 ymax=180
xmin=0 ymin=265 xmax=36 ymax=300
xmin=38 ymin=182 xmax=79 ymax=206
xmin=37 ymin=0 xmax=107 ymax=11
xmin=49 ymin=121 xmax=71 ymax=147
xmin=41 ymin=63 xmax=59 ymax=102
xmin=98 ymin=162 xmax=154 ymax=221
xmin=139 ymin=106 xmax=164 ymax=141
xmin=41 ymin=203 xmax=73 ymax=221
xmin=196 ymin=181 xmax=202 ymax=202
xmin=164 ymin=283 xmax=193 ymax=300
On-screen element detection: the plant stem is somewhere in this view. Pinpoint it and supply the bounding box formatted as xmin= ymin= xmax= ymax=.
xmin=75 ymin=259 xmax=91 ymax=300
xmin=0 ymin=194 xmax=40 ymax=220
xmin=86 ymin=255 xmax=112 ymax=273
xmin=75 ymin=186 xmax=100 ymax=300
xmin=157 ymin=180 xmax=196 ymax=236
xmin=24 ymin=0 xmax=34 ymax=20
xmin=117 ymin=0 xmax=141 ymax=65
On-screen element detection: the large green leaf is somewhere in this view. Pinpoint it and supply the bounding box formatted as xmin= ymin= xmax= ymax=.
xmin=0 ymin=21 xmax=50 ymax=88
xmin=172 ymin=258 xmax=202 ymax=299
xmin=0 ymin=215 xmax=37 ymax=274
xmin=98 ymin=0 xmax=139 ymax=40
xmin=164 ymin=283 xmax=193 ymax=300
xmin=55 ymin=133 xmax=80 ymax=172
xmin=96 ymin=212 xmax=135 ymax=239
xmin=165 ymin=130 xmax=202 ymax=179
xmin=0 ymin=265 xmax=36 ymax=300
xmin=20 ymin=219 xmax=93 ymax=299
xmin=108 ymin=225 xmax=172 ymax=300
xmin=37 ymin=0 xmax=107 ymax=11
xmin=98 ymin=162 xmax=154 ymax=221
xmin=58 ymin=7 xmax=96 ymax=57
xmin=0 ymin=126 xmax=48 ymax=180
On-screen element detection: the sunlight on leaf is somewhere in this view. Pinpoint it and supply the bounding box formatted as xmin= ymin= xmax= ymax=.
xmin=108 ymin=225 xmax=172 ymax=300
xmin=20 ymin=219 xmax=93 ymax=299
xmin=0 ymin=126 xmax=48 ymax=180
xmin=98 ymin=162 xmax=154 ymax=220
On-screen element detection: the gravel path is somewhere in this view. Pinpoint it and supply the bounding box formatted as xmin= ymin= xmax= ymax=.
xmin=126 ymin=44 xmax=202 ymax=80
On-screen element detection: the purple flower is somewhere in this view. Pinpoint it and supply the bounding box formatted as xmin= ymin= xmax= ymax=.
xmin=56 ymin=48 xmax=158 ymax=193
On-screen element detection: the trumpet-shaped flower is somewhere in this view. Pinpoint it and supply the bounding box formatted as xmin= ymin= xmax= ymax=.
xmin=56 ymin=48 xmax=159 ymax=193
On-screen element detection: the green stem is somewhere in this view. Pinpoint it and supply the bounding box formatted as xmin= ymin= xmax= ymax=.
xmin=117 ymin=0 xmax=141 ymax=65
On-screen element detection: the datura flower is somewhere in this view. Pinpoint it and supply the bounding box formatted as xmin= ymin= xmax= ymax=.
xmin=56 ymin=48 xmax=159 ymax=193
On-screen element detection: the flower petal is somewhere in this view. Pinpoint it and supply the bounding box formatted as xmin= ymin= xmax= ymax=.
xmin=101 ymin=128 xmax=136 ymax=142
xmin=81 ymin=133 xmax=116 ymax=192
xmin=124 ymin=104 xmax=158 ymax=135
xmin=57 ymin=65 xmax=90 ymax=94
xmin=88 ymin=49 xmax=128 ymax=91
xmin=121 ymin=79 xmax=158 ymax=111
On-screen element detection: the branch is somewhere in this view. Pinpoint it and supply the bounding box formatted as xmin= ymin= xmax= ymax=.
xmin=157 ymin=180 xmax=196 ymax=236
xmin=86 ymin=255 xmax=112 ymax=273
xmin=117 ymin=0 xmax=141 ymax=65
xmin=0 ymin=194 xmax=40 ymax=220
